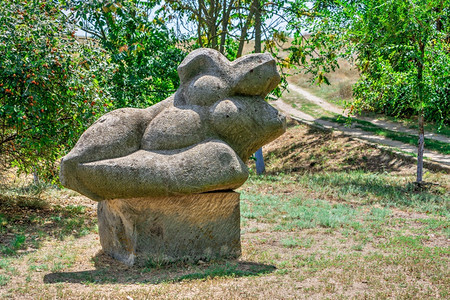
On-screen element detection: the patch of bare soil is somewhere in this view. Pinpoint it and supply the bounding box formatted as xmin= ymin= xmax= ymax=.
xmin=261 ymin=118 xmax=418 ymax=175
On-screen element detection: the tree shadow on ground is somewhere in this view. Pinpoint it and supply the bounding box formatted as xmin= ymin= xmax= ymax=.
xmin=0 ymin=192 xmax=96 ymax=256
xmin=296 ymin=171 xmax=448 ymax=211
xmin=44 ymin=250 xmax=276 ymax=285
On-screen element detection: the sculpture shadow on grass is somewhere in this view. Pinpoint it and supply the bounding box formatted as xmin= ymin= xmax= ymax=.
xmin=43 ymin=250 xmax=276 ymax=285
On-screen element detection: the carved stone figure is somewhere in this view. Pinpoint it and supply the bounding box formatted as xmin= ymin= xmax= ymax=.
xmin=60 ymin=48 xmax=286 ymax=265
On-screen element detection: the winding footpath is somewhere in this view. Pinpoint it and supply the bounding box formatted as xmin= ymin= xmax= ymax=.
xmin=272 ymin=83 xmax=450 ymax=168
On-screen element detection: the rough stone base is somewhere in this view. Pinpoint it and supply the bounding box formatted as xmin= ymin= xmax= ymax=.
xmin=97 ymin=192 xmax=241 ymax=266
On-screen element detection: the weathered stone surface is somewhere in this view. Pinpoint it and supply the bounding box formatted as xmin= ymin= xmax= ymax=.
xmin=60 ymin=48 xmax=286 ymax=201
xmin=98 ymin=192 xmax=241 ymax=266
xmin=60 ymin=48 xmax=286 ymax=265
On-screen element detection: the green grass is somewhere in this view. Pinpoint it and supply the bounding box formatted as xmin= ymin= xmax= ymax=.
xmin=281 ymin=91 xmax=334 ymax=118
xmin=294 ymin=80 xmax=355 ymax=109
xmin=0 ymin=154 xmax=449 ymax=298
xmin=363 ymin=111 xmax=450 ymax=138
xmin=280 ymin=237 xmax=314 ymax=249
xmin=322 ymin=116 xmax=450 ymax=155
xmin=172 ymin=262 xmax=275 ymax=282
xmin=275 ymin=200 xmax=359 ymax=231
xmin=0 ymin=274 xmax=10 ymax=286
xmin=298 ymin=171 xmax=449 ymax=216
xmin=247 ymin=170 xmax=449 ymax=216
xmin=282 ymin=88 xmax=449 ymax=155
xmin=0 ymin=234 xmax=26 ymax=255
xmin=0 ymin=185 xmax=97 ymax=258
xmin=292 ymin=75 xmax=450 ymax=139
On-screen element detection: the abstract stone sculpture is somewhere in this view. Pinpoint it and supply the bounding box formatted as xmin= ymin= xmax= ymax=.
xmin=60 ymin=48 xmax=286 ymax=266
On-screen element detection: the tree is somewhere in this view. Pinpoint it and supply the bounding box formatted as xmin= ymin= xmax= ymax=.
xmin=253 ymin=0 xmax=266 ymax=175
xmin=0 ymin=0 xmax=113 ymax=180
xmin=64 ymin=0 xmax=186 ymax=108
xmin=164 ymin=0 xmax=295 ymax=174
xmin=161 ymin=0 xmax=241 ymax=54
xmin=289 ymin=0 xmax=450 ymax=184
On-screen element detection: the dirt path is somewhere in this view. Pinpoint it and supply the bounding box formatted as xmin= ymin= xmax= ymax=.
xmin=287 ymin=82 xmax=450 ymax=144
xmin=271 ymin=99 xmax=450 ymax=167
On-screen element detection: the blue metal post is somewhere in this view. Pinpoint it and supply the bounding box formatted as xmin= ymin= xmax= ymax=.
xmin=255 ymin=147 xmax=265 ymax=175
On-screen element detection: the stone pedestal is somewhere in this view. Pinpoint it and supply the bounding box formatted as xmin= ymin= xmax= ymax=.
xmin=97 ymin=192 xmax=241 ymax=266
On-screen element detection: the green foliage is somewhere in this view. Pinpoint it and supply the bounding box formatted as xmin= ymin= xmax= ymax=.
xmin=66 ymin=0 xmax=186 ymax=108
xmin=291 ymin=0 xmax=450 ymax=126
xmin=349 ymin=0 xmax=450 ymax=125
xmin=0 ymin=0 xmax=114 ymax=180
xmin=321 ymin=116 xmax=450 ymax=154
xmin=0 ymin=0 xmax=186 ymax=180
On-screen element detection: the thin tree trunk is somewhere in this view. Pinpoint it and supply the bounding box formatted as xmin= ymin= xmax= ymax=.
xmin=236 ymin=0 xmax=257 ymax=58
xmin=219 ymin=0 xmax=233 ymax=54
xmin=417 ymin=109 xmax=424 ymax=183
xmin=416 ymin=42 xmax=425 ymax=184
xmin=198 ymin=0 xmax=204 ymax=47
xmin=209 ymin=0 xmax=217 ymax=49
xmin=254 ymin=0 xmax=265 ymax=175
xmin=33 ymin=166 xmax=39 ymax=184
xmin=254 ymin=0 xmax=261 ymax=53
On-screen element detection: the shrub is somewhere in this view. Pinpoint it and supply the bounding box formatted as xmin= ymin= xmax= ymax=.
xmin=0 ymin=0 xmax=114 ymax=180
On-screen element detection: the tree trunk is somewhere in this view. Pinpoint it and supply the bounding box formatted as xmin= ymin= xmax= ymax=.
xmin=417 ymin=109 xmax=424 ymax=183
xmin=209 ymin=0 xmax=216 ymax=49
xmin=236 ymin=0 xmax=257 ymax=58
xmin=254 ymin=0 xmax=261 ymax=53
xmin=416 ymin=43 xmax=425 ymax=184
xmin=197 ymin=0 xmax=204 ymax=47
xmin=219 ymin=0 xmax=233 ymax=54
xmin=253 ymin=0 xmax=265 ymax=175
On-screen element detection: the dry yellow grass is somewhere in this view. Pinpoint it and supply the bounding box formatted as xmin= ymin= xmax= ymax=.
xmin=0 ymin=120 xmax=449 ymax=299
